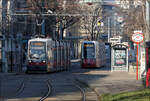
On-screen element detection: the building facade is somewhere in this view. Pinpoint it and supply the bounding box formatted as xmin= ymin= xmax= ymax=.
xmin=1 ymin=0 xmax=31 ymax=72
xmin=115 ymin=0 xmax=142 ymax=9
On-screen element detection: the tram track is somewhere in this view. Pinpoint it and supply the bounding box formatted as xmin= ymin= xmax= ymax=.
xmin=3 ymin=75 xmax=52 ymax=101
xmin=70 ymin=73 xmax=99 ymax=101
xmin=73 ymin=79 xmax=99 ymax=101
xmin=16 ymin=77 xmax=53 ymax=101
xmin=2 ymin=72 xmax=99 ymax=101
xmin=2 ymin=76 xmax=29 ymax=100
xmin=45 ymin=72 xmax=99 ymax=101
xmin=65 ymin=76 xmax=92 ymax=101
xmin=13 ymin=77 xmax=28 ymax=97
xmin=39 ymin=79 xmax=52 ymax=101
xmin=72 ymin=82 xmax=86 ymax=101
xmin=42 ymin=74 xmax=86 ymax=101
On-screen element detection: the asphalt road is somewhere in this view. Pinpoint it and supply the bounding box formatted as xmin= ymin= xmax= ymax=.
xmin=0 ymin=60 xmax=143 ymax=101
xmin=0 ymin=63 xmax=99 ymax=101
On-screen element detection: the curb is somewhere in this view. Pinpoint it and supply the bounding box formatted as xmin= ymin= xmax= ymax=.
xmin=0 ymin=73 xmax=17 ymax=76
xmin=0 ymin=72 xmax=25 ymax=76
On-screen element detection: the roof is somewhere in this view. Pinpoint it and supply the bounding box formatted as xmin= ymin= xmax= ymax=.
xmin=112 ymin=43 xmax=129 ymax=48
xmin=82 ymin=41 xmax=98 ymax=44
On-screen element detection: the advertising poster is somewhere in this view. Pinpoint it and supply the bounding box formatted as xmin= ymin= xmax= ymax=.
xmin=114 ymin=50 xmax=126 ymax=66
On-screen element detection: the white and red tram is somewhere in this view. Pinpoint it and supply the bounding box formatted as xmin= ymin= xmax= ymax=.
xmin=26 ymin=37 xmax=70 ymax=73
xmin=81 ymin=41 xmax=106 ymax=68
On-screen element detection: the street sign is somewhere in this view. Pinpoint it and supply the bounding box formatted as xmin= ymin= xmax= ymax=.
xmin=131 ymin=32 xmax=144 ymax=44
xmin=131 ymin=31 xmax=144 ymax=80
xmin=109 ymin=37 xmax=121 ymax=44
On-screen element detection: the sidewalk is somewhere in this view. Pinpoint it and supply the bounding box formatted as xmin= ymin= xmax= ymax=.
xmin=72 ymin=62 xmax=144 ymax=98
xmin=76 ymin=72 xmax=143 ymax=96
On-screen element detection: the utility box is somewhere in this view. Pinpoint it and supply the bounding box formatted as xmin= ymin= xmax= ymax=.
xmin=111 ymin=43 xmax=129 ymax=72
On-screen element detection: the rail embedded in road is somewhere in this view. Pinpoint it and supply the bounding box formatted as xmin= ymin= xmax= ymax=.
xmin=39 ymin=79 xmax=52 ymax=101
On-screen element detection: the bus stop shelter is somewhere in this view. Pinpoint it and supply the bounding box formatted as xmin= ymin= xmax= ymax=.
xmin=111 ymin=43 xmax=129 ymax=72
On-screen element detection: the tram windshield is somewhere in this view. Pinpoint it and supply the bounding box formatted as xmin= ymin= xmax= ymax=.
xmin=83 ymin=43 xmax=95 ymax=59
xmin=29 ymin=42 xmax=46 ymax=60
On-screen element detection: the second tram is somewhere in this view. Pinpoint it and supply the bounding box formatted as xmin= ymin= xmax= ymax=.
xmin=26 ymin=37 xmax=71 ymax=73
xmin=81 ymin=41 xmax=106 ymax=68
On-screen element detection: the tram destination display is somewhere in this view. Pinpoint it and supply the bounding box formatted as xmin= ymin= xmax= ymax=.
xmin=30 ymin=42 xmax=45 ymax=49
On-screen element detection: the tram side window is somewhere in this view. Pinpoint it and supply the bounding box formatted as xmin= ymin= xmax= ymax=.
xmin=83 ymin=43 xmax=95 ymax=59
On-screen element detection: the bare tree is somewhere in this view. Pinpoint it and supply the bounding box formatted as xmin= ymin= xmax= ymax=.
xmin=79 ymin=3 xmax=103 ymax=40
xmin=117 ymin=0 xmax=147 ymax=42
xmin=26 ymin=0 xmax=81 ymax=39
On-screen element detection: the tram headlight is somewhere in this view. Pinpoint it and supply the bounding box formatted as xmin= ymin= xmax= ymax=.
xmin=42 ymin=60 xmax=46 ymax=63
xmin=28 ymin=60 xmax=32 ymax=63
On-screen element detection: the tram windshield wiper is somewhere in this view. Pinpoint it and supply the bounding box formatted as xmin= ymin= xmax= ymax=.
xmin=31 ymin=54 xmax=40 ymax=59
